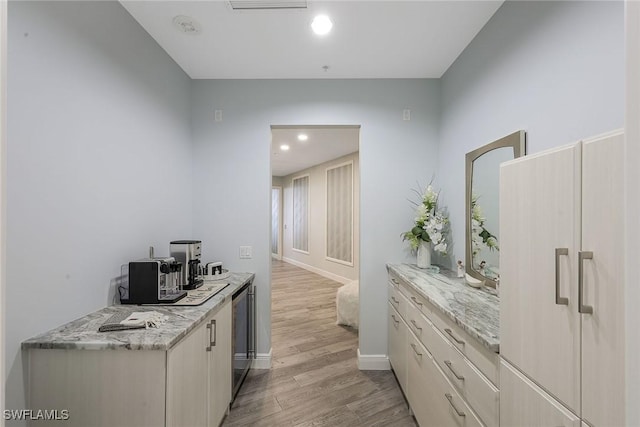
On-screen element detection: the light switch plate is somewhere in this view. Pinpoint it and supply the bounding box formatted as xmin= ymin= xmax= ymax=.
xmin=239 ymin=246 xmax=252 ymax=259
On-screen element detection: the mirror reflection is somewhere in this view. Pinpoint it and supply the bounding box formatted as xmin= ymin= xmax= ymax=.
xmin=465 ymin=131 xmax=525 ymax=287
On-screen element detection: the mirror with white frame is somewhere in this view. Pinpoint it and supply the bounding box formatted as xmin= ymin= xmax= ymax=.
xmin=465 ymin=130 xmax=526 ymax=288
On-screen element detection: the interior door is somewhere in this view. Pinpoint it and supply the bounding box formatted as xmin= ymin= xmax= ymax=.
xmin=581 ymin=131 xmax=625 ymax=427
xmin=499 ymin=142 xmax=581 ymax=413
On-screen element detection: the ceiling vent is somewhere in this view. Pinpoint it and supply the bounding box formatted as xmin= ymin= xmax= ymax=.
xmin=227 ymin=0 xmax=307 ymax=10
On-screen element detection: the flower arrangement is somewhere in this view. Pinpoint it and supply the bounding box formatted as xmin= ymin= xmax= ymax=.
xmin=402 ymin=184 xmax=449 ymax=255
xmin=470 ymin=195 xmax=499 ymax=259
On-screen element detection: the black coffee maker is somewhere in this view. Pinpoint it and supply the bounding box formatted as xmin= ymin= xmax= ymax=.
xmin=170 ymin=240 xmax=204 ymax=290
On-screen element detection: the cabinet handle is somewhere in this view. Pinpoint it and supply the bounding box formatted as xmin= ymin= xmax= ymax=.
xmin=211 ymin=319 xmax=217 ymax=347
xmin=391 ymin=314 xmax=400 ymax=326
xmin=410 ymin=319 xmax=422 ymax=331
xmin=578 ymin=251 xmax=594 ymax=314
xmin=206 ymin=322 xmax=213 ymax=352
xmin=444 ymin=360 xmax=465 ymax=381
xmin=410 ymin=296 xmax=423 ymax=307
xmin=391 ymin=278 xmax=400 ymax=285
xmin=391 ymin=296 xmax=399 ymax=305
xmin=410 ymin=343 xmax=422 ymax=357
xmin=445 ymin=393 xmax=466 ymax=417
xmin=444 ymin=328 xmax=465 ymax=346
xmin=555 ymin=248 xmax=569 ymax=305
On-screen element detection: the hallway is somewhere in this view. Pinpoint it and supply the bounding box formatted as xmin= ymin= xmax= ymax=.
xmin=222 ymin=260 xmax=416 ymax=426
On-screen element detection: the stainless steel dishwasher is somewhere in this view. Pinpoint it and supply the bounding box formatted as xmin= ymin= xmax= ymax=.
xmin=231 ymin=279 xmax=255 ymax=400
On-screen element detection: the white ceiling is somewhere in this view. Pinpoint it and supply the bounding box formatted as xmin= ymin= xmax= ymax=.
xmin=120 ymin=0 xmax=502 ymax=175
xmin=120 ymin=0 xmax=503 ymax=79
xmin=271 ymin=126 xmax=360 ymax=177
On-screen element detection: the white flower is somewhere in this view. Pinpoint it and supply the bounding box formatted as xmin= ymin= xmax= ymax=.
xmin=434 ymin=242 xmax=447 ymax=254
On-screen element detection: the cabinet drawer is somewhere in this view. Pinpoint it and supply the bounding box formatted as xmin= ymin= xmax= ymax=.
xmin=431 ymin=326 xmax=499 ymax=426
xmin=500 ymin=359 xmax=580 ymax=427
xmin=427 ymin=303 xmax=499 ymax=386
xmin=407 ymin=333 xmax=484 ymax=427
xmin=388 ymin=283 xmax=408 ymax=320
xmin=388 ymin=302 xmax=408 ymax=393
xmin=405 ymin=299 xmax=436 ymax=350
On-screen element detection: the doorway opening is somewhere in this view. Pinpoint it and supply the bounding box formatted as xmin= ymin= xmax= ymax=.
xmin=269 ymin=124 xmax=361 ymax=364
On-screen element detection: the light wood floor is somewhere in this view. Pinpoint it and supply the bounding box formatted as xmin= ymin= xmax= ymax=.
xmin=222 ymin=260 xmax=417 ymax=427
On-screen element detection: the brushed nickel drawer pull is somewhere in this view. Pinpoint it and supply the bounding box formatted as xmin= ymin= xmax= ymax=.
xmin=211 ymin=319 xmax=217 ymax=347
xmin=410 ymin=343 xmax=422 ymax=357
xmin=444 ymin=328 xmax=465 ymax=345
xmin=391 ymin=296 xmax=399 ymax=305
xmin=444 ymin=360 xmax=464 ymax=380
xmin=445 ymin=393 xmax=466 ymax=417
xmin=578 ymin=251 xmax=594 ymax=314
xmin=391 ymin=314 xmax=400 ymax=326
xmin=206 ymin=322 xmax=213 ymax=352
xmin=555 ymin=248 xmax=569 ymax=305
xmin=410 ymin=319 xmax=422 ymax=331
xmin=410 ymin=296 xmax=423 ymax=307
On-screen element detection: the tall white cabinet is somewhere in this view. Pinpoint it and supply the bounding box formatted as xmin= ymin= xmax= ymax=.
xmin=499 ymin=130 xmax=625 ymax=426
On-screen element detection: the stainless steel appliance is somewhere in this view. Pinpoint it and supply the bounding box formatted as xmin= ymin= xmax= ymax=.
xmin=232 ymin=280 xmax=255 ymax=401
xmin=122 ymin=258 xmax=187 ymax=304
xmin=170 ymin=240 xmax=203 ymax=290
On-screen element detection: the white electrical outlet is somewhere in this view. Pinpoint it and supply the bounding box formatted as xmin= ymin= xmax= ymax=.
xmin=239 ymin=246 xmax=252 ymax=259
xmin=403 ymin=109 xmax=411 ymax=121
xmin=214 ymin=109 xmax=223 ymax=122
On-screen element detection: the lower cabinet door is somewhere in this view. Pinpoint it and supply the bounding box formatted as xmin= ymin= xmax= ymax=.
xmin=407 ymin=333 xmax=483 ymax=427
xmin=167 ymin=319 xmax=209 ymax=427
xmin=208 ymin=301 xmax=233 ymax=427
xmin=500 ymin=359 xmax=580 ymax=427
xmin=388 ymin=302 xmax=408 ymax=393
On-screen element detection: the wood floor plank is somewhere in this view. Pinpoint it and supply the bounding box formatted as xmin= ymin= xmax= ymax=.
xmin=222 ymin=260 xmax=417 ymax=427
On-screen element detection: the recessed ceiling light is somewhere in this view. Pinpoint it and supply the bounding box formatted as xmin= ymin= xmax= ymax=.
xmin=297 ymin=134 xmax=308 ymax=141
xmin=280 ymin=144 xmax=290 ymax=151
xmin=311 ymin=15 xmax=332 ymax=36
xmin=173 ymin=15 xmax=202 ymax=35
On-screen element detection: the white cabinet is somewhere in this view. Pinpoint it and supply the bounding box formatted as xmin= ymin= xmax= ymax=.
xmin=499 ymin=130 xmax=625 ymax=426
xmin=500 ymin=360 xmax=580 ymax=427
xmin=168 ymin=299 xmax=232 ymax=427
xmin=387 ymin=270 xmax=498 ymax=427
xmin=167 ymin=318 xmax=209 ymax=427
xmin=388 ymin=301 xmax=408 ymax=392
xmin=408 ymin=333 xmax=485 ymax=427
xmin=27 ymin=300 xmax=233 ymax=427
xmin=208 ymin=300 xmax=232 ymax=427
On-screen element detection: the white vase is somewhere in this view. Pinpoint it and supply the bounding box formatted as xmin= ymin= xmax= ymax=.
xmin=416 ymin=241 xmax=432 ymax=269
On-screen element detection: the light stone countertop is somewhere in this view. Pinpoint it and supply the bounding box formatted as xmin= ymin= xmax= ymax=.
xmin=386 ymin=263 xmax=499 ymax=353
xmin=21 ymin=272 xmax=254 ymax=351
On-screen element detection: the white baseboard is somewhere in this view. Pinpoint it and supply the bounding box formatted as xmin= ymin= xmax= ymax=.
xmin=282 ymin=257 xmax=352 ymax=284
xmin=357 ymin=349 xmax=390 ymax=370
xmin=252 ymin=348 xmax=272 ymax=369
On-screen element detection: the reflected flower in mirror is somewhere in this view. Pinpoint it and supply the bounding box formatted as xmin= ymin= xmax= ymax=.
xmin=471 ymin=195 xmax=499 ymax=263
xmin=402 ymin=183 xmax=449 ymax=255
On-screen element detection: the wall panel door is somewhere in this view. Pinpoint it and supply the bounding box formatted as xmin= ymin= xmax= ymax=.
xmin=581 ymin=131 xmax=625 ymax=427
xmin=500 ymin=142 xmax=581 ymax=412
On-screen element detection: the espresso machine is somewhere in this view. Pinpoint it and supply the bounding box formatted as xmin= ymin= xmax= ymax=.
xmin=170 ymin=240 xmax=204 ymax=290
xmin=122 ymin=257 xmax=187 ymax=304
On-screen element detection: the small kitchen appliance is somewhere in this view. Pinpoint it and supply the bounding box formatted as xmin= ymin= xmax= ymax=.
xmin=122 ymin=257 xmax=187 ymax=304
xmin=170 ymin=240 xmax=203 ymax=290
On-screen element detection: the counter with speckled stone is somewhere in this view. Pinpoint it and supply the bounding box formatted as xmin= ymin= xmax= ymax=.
xmin=386 ymin=263 xmax=499 ymax=353
xmin=22 ymin=272 xmax=254 ymax=351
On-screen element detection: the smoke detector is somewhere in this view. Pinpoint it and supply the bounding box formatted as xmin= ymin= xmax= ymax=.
xmin=173 ymin=15 xmax=202 ymax=35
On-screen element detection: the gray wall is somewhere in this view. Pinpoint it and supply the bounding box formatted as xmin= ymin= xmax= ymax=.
xmin=190 ymin=79 xmax=441 ymax=358
xmin=7 ymin=1 xmax=192 ymax=414
xmin=437 ymin=0 xmax=624 ymax=269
